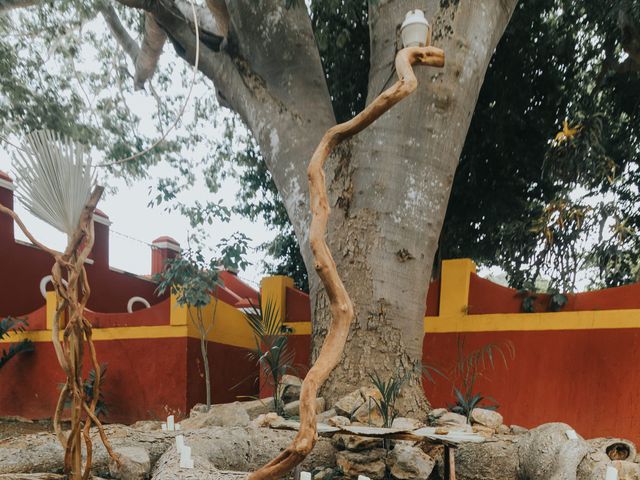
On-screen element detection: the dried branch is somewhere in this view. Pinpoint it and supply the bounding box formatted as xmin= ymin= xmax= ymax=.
xmin=248 ymin=45 xmax=445 ymax=480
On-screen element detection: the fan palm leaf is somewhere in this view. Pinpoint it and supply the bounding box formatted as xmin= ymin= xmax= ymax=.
xmin=12 ymin=130 xmax=96 ymax=236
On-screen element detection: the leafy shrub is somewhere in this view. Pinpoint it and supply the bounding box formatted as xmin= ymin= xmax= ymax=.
xmin=0 ymin=317 xmax=34 ymax=370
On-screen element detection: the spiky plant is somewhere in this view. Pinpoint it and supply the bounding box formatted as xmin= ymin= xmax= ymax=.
xmin=243 ymin=296 xmax=296 ymax=416
xmin=0 ymin=317 xmax=34 ymax=370
xmin=0 ymin=130 xmax=115 ymax=479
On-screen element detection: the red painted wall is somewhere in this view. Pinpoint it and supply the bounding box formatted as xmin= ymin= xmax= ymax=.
xmin=0 ymin=335 xmax=260 ymax=424
xmin=423 ymin=329 xmax=640 ymax=444
xmin=0 ymin=238 xmax=164 ymax=317
xmin=467 ymin=273 xmax=640 ymax=314
xmin=0 ymin=338 xmax=188 ymax=424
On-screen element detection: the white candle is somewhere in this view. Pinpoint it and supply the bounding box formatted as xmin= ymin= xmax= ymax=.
xmin=179 ymin=445 xmax=193 ymax=469
xmin=300 ymin=473 xmax=312 ymax=480
xmin=606 ymin=466 xmax=619 ymax=480
xmin=161 ymin=423 xmax=167 ymax=432
xmin=175 ymin=434 xmax=184 ymax=453
xmin=175 ymin=423 xmax=181 ymax=431
xmin=167 ymin=415 xmax=175 ymax=431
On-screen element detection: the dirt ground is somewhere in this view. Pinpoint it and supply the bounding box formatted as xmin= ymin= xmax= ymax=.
xmin=0 ymin=417 xmax=55 ymax=441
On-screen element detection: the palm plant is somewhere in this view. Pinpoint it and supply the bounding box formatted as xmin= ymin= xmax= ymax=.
xmin=0 ymin=129 xmax=116 ymax=479
xmin=0 ymin=317 xmax=34 ymax=370
xmin=368 ymin=372 xmax=406 ymax=429
xmin=450 ymin=336 xmax=515 ymax=422
xmin=243 ymin=296 xmax=295 ymax=416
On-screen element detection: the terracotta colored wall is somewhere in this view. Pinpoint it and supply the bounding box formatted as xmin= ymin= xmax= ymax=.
xmin=467 ymin=273 xmax=640 ymax=314
xmin=0 ymin=239 xmax=164 ymax=317
xmin=0 ymin=337 xmax=189 ymax=424
xmin=186 ymin=337 xmax=259 ymax=409
xmin=423 ymin=329 xmax=640 ymax=444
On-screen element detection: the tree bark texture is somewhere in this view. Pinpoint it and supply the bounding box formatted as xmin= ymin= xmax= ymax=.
xmin=107 ymin=0 xmax=517 ymax=417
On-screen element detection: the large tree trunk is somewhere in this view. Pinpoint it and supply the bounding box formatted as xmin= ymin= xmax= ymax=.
xmin=309 ymin=0 xmax=517 ymax=415
xmin=120 ymin=0 xmax=517 ymax=415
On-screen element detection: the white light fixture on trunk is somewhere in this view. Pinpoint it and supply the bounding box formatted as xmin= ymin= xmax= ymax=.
xmin=401 ymin=9 xmax=430 ymax=48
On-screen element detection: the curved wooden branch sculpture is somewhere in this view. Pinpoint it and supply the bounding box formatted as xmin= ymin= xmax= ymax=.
xmin=248 ymin=45 xmax=445 ymax=480
xmin=0 ymin=188 xmax=118 ymax=479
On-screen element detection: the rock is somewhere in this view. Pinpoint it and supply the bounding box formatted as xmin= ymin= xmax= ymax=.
xmin=334 ymin=387 xmax=382 ymax=418
xmin=279 ymin=374 xmax=303 ymax=403
xmin=578 ymin=438 xmax=637 ymax=479
xmin=471 ymin=408 xmax=503 ymax=429
xmin=472 ymin=424 xmax=495 ymax=437
xmin=129 ymin=420 xmax=162 ymax=432
xmin=334 ymin=388 xmax=366 ymax=417
xmin=188 ymin=403 xmax=210 ymax=418
xmin=313 ymin=467 xmax=335 ymax=479
xmin=109 ymin=446 xmax=151 ymax=480
xmin=580 ymin=460 xmax=640 ymax=480
xmin=250 ymin=412 xmax=283 ymax=428
xmin=316 ymin=409 xmax=337 ymax=423
xmin=391 ymin=417 xmax=425 ymax=431
xmin=240 ymin=397 xmax=276 ymax=419
xmin=511 ymin=425 xmax=528 ymax=434
xmin=387 ymin=444 xmax=435 ymax=479
xmin=352 ymin=401 xmax=384 ymax=427
xmin=181 ymin=402 xmax=250 ymax=429
xmin=332 ymin=433 xmax=383 ymax=451
xmin=336 ymin=448 xmax=387 ymax=480
xmin=327 ymin=415 xmax=351 ymax=428
xmin=151 ymin=426 xmax=336 ymax=478
xmin=452 ymin=436 xmax=520 ymax=480
xmin=518 ymin=422 xmax=588 ymax=480
xmin=436 ymin=412 xmax=468 ymax=426
xmin=283 ymin=397 xmax=325 ymax=417
xmin=497 ymin=424 xmax=511 ymax=435
xmin=430 ymin=408 xmax=448 ymax=419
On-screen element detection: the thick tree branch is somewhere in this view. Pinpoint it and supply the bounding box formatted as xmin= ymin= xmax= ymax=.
xmin=205 ymin=0 xmax=229 ymax=38
xmin=98 ymin=2 xmax=140 ymax=62
xmin=134 ymin=13 xmax=167 ymax=89
xmin=248 ymin=46 xmax=445 ymax=480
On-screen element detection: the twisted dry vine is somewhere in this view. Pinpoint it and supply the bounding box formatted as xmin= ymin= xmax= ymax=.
xmin=0 ymin=187 xmax=118 ymax=479
xmin=248 ymin=45 xmax=445 ymax=480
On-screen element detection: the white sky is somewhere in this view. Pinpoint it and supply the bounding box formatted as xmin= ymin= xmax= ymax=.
xmin=0 ymin=153 xmax=274 ymax=288
xmin=0 ymin=11 xmax=277 ymax=288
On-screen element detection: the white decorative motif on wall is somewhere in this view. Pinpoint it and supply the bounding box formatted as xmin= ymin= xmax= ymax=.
xmin=39 ymin=275 xmax=68 ymax=298
xmin=127 ymin=296 xmax=151 ymax=313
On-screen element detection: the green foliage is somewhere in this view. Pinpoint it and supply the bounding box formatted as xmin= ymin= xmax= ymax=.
xmin=448 ymin=337 xmax=515 ymax=422
xmin=517 ymin=287 xmax=569 ymax=313
xmin=367 ymin=372 xmax=406 ymax=429
xmin=155 ymin=250 xmax=221 ymax=308
xmin=84 ymin=363 xmax=108 ymax=418
xmin=451 ymin=389 xmax=497 ymax=422
xmin=0 ymin=317 xmax=34 ymax=370
xmin=243 ymin=297 xmax=296 ymax=416
xmin=62 ymin=363 xmax=108 ymax=418
xmin=210 ymin=0 xmax=640 ymax=293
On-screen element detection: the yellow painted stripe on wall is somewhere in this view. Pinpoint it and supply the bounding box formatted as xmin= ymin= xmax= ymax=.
xmin=6 ymin=308 xmax=640 ymax=347
xmin=424 ymin=309 xmax=640 ymax=333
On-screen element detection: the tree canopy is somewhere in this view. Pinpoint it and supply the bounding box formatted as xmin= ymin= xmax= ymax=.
xmin=213 ymin=0 xmax=640 ymax=292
